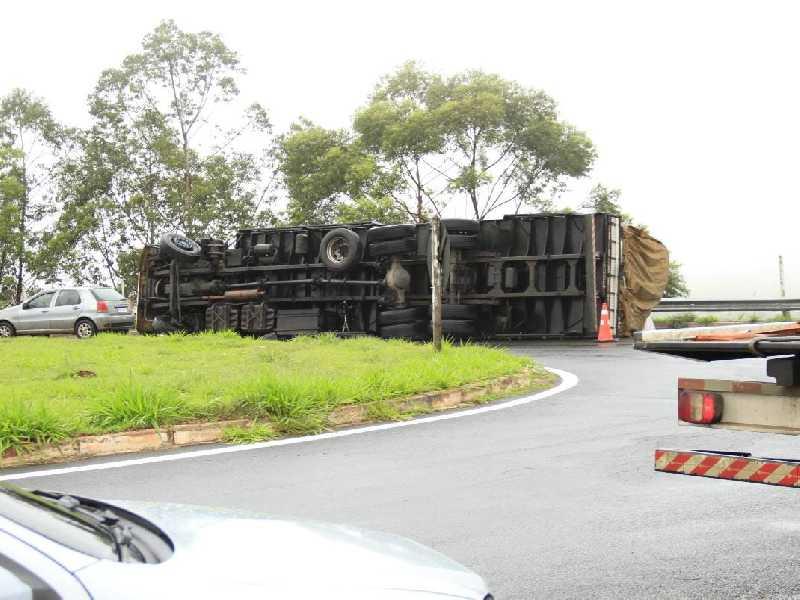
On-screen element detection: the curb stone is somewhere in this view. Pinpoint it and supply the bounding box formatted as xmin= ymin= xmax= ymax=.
xmin=1 ymin=369 xmax=549 ymax=469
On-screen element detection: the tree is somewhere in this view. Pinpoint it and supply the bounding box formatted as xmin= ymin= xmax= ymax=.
xmin=665 ymin=261 xmax=690 ymax=298
xmin=0 ymin=89 xmax=69 ymax=303
xmin=582 ymin=184 xmax=688 ymax=298
xmin=0 ymin=147 xmax=24 ymax=305
xmin=354 ymin=62 xmax=447 ymax=221
xmin=354 ymin=63 xmax=596 ymax=220
xmin=276 ymin=119 xmax=404 ymax=224
xmin=56 ymin=20 xmax=273 ymax=288
xmin=581 ymin=184 xmax=633 ymax=223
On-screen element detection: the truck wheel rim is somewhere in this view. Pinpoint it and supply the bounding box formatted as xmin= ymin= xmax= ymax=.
xmin=77 ymin=323 xmax=93 ymax=338
xmin=326 ymin=237 xmax=348 ymax=264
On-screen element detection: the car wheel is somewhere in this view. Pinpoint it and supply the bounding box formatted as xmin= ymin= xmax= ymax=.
xmin=378 ymin=307 xmax=427 ymax=326
xmin=159 ymin=233 xmax=202 ymax=262
xmin=368 ymin=237 xmax=416 ymax=257
xmin=0 ymin=321 xmax=15 ymax=338
xmin=320 ymin=228 xmax=362 ymax=272
xmin=75 ymin=319 xmax=97 ymax=339
xmin=367 ymin=224 xmax=416 ymax=242
xmin=442 ymin=218 xmax=479 ymax=234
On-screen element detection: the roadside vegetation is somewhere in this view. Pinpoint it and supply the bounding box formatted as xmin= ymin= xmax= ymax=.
xmin=0 ymin=333 xmax=550 ymax=454
xmin=653 ymin=313 xmax=794 ymax=328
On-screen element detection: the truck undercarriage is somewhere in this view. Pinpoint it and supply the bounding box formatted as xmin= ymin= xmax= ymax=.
xmin=137 ymin=213 xmax=626 ymax=339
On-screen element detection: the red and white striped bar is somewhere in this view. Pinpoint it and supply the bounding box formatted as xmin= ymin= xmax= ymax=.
xmin=655 ymin=449 xmax=800 ymax=487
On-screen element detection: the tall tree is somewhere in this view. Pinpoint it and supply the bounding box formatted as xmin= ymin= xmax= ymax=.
xmin=581 ymin=183 xmax=633 ymax=223
xmin=276 ymin=119 xmax=404 ymax=224
xmin=354 ymin=63 xmax=596 ymax=220
xmin=0 ymin=89 xmax=68 ymax=303
xmin=581 ymin=183 xmax=688 ymax=298
xmin=664 ymin=261 xmax=690 ymax=298
xmin=0 ymin=147 xmax=24 ymax=305
xmin=354 ymin=62 xmax=447 ymax=221
xmin=56 ymin=20 xmax=273 ymax=288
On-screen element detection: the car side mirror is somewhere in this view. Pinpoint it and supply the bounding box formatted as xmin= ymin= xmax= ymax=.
xmin=21 ymin=302 xmax=29 ymax=310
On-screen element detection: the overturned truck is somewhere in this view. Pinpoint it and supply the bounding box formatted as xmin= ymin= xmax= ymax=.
xmin=137 ymin=213 xmax=667 ymax=339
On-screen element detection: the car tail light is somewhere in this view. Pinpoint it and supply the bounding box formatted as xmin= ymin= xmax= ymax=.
xmin=678 ymin=389 xmax=723 ymax=424
xmin=96 ymin=301 xmax=109 ymax=313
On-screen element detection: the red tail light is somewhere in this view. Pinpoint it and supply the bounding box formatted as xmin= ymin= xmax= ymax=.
xmin=678 ymin=389 xmax=723 ymax=424
xmin=96 ymin=301 xmax=109 ymax=313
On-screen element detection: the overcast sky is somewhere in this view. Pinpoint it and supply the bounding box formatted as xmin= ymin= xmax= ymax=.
xmin=2 ymin=0 xmax=797 ymax=298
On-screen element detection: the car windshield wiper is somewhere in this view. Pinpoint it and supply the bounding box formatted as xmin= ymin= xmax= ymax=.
xmin=0 ymin=483 xmax=143 ymax=562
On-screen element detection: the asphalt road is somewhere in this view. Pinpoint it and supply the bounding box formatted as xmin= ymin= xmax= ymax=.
xmin=7 ymin=342 xmax=800 ymax=599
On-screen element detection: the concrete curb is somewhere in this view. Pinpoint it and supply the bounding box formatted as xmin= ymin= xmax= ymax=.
xmin=1 ymin=369 xmax=548 ymax=469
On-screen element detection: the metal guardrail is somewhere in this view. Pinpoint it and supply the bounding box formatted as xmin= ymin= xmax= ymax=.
xmin=652 ymin=298 xmax=800 ymax=313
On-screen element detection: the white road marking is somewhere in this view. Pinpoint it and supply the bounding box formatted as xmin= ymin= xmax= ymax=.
xmin=0 ymin=367 xmax=578 ymax=481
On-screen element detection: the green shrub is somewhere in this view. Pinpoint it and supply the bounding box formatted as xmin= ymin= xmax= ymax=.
xmin=696 ymin=315 xmax=719 ymax=326
xmin=0 ymin=402 xmax=73 ymax=454
xmin=87 ymin=383 xmax=190 ymax=431
xmin=222 ymin=423 xmax=275 ymax=444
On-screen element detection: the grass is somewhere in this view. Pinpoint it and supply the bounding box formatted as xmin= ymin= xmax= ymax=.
xmin=653 ymin=312 xmax=795 ymax=328
xmin=695 ymin=315 xmax=719 ymax=326
xmin=222 ymin=423 xmax=275 ymax=444
xmin=653 ymin=313 xmax=697 ymax=328
xmin=0 ymin=332 xmax=548 ymax=454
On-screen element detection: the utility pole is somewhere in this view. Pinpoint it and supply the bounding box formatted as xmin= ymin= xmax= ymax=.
xmin=779 ymin=255 xmax=790 ymax=320
xmin=431 ymin=216 xmax=442 ymax=352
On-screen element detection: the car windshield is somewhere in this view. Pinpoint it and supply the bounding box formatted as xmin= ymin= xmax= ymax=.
xmin=91 ymin=288 xmax=124 ymax=301
xmin=0 ymin=484 xmax=118 ymax=560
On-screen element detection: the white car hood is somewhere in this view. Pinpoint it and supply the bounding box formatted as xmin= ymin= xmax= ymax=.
xmin=75 ymin=501 xmax=488 ymax=600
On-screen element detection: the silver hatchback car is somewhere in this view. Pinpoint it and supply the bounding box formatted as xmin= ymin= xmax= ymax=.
xmin=0 ymin=287 xmax=133 ymax=339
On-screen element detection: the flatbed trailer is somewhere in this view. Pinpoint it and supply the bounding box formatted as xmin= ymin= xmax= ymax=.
xmin=635 ymin=323 xmax=800 ymax=487
xmin=137 ymin=212 xmax=663 ymax=339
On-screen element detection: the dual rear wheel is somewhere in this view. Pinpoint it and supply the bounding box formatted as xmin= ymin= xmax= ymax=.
xmin=377 ymin=304 xmax=479 ymax=340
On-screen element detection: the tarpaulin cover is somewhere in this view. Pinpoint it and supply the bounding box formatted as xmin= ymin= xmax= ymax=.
xmin=620 ymin=225 xmax=669 ymax=336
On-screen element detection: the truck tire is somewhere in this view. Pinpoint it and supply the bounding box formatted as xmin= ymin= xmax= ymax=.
xmin=367 ymin=224 xmax=416 ymax=242
xmin=436 ymin=319 xmax=477 ymax=337
xmin=433 ymin=304 xmax=478 ymax=320
xmin=378 ymin=307 xmax=427 ymax=326
xmin=442 ymin=219 xmax=479 ymax=234
xmin=159 ymin=233 xmax=202 ymax=261
xmin=447 ymin=234 xmax=478 ymax=250
xmin=379 ymin=321 xmax=426 ymax=340
xmin=320 ymin=228 xmax=362 ymax=272
xmin=368 ymin=237 xmax=416 ymax=257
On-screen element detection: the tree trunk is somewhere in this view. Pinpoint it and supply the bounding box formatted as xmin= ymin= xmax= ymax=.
xmin=15 ymin=196 xmax=27 ymax=304
xmin=469 ymin=190 xmax=480 ymax=220
xmin=415 ymin=159 xmax=423 ymax=222
xmin=469 ymin=131 xmax=480 ymax=220
xmin=0 ymin=247 xmax=7 ymax=301
xmin=15 ymin=134 xmax=28 ymax=304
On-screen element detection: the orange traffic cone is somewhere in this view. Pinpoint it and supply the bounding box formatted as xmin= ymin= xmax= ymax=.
xmin=597 ymin=302 xmax=614 ymax=342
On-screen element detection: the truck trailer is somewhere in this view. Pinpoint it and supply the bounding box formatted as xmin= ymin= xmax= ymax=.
xmin=137 ymin=213 xmax=668 ymax=339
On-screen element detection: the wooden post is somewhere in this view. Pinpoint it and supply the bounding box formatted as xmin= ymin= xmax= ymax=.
xmin=431 ymin=216 xmax=442 ymax=352
xmin=780 ymin=255 xmax=790 ymax=320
